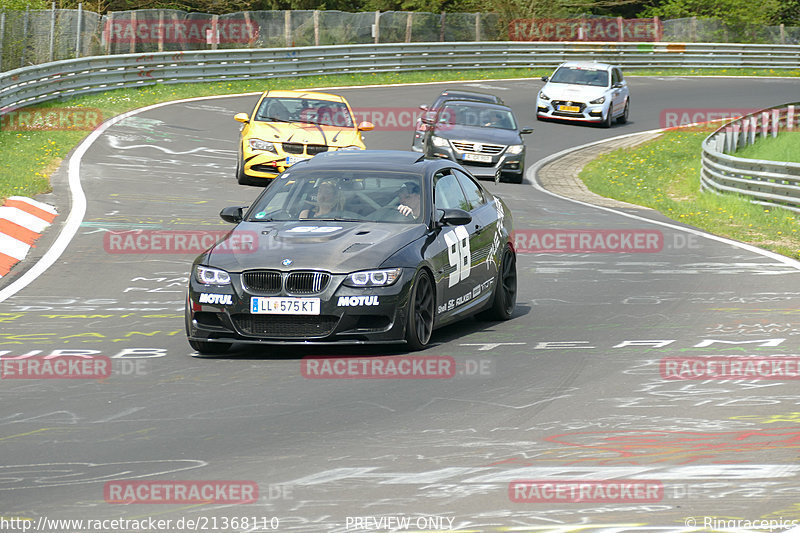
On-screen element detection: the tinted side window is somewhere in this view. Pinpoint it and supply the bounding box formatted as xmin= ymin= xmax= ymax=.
xmin=434 ymin=172 xmax=469 ymax=211
xmin=452 ymin=169 xmax=486 ymax=211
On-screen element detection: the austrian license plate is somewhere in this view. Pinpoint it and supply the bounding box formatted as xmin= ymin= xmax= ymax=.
xmin=558 ymin=105 xmax=581 ymax=113
xmin=463 ymin=153 xmax=492 ymax=163
xmin=251 ymin=297 xmax=320 ymax=315
xmin=285 ymin=155 xmax=305 ymax=165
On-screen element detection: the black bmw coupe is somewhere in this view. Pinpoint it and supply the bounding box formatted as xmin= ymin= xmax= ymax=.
xmin=186 ymin=150 xmax=517 ymax=355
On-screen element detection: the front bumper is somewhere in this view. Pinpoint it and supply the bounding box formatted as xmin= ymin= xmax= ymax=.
xmin=536 ymin=97 xmax=607 ymax=123
xmin=186 ymin=268 xmax=414 ymax=345
xmin=429 ymin=145 xmax=524 ymax=179
xmin=243 ymin=152 xmax=311 ymax=180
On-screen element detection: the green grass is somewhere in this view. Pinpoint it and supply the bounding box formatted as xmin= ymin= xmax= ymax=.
xmin=580 ymin=129 xmax=800 ymax=260
xmin=735 ymin=131 xmax=800 ymax=164
xmin=2 ymin=65 xmax=799 ymax=201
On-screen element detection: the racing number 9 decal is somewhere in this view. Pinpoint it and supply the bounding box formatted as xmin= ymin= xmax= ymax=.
xmin=444 ymin=225 xmax=471 ymax=287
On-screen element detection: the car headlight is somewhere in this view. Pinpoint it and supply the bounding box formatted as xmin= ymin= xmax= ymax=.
xmin=539 ymin=92 xmax=551 ymax=101
xmin=431 ymin=135 xmax=449 ymax=148
xmin=589 ymin=96 xmax=606 ymax=104
xmin=344 ymin=268 xmax=402 ymax=287
xmin=506 ymin=144 xmax=524 ymax=155
xmin=249 ymin=138 xmax=276 ymax=152
xmin=195 ymin=265 xmax=231 ymax=286
xmin=337 ymin=145 xmax=363 ymax=151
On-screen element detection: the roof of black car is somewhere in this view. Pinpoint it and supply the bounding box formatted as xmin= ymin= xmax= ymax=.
xmin=438 ymin=90 xmax=502 ymax=103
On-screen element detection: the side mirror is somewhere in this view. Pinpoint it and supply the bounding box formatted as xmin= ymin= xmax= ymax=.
xmin=520 ymin=127 xmax=534 ymax=134
xmin=220 ymin=206 xmax=246 ymax=224
xmin=541 ymin=76 xmax=549 ymax=82
xmin=419 ymin=104 xmax=429 ymax=111
xmin=358 ymin=121 xmax=375 ymax=131
xmin=437 ymin=208 xmax=472 ymax=227
xmin=421 ymin=112 xmax=435 ymax=126
xmin=234 ymin=112 xmax=249 ymax=124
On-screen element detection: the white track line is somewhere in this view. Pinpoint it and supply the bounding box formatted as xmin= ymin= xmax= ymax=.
xmin=527 ymin=128 xmax=800 ymax=271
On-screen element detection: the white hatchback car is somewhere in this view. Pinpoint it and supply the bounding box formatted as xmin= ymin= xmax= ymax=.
xmin=536 ymin=62 xmax=630 ymax=127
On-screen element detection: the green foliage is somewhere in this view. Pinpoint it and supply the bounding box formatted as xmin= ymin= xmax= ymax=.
xmin=640 ymin=0 xmax=782 ymax=25
xmin=0 ymin=0 xmax=48 ymax=9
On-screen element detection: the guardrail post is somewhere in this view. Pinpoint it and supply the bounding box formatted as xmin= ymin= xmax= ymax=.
xmin=789 ymin=105 xmax=795 ymax=131
xmin=761 ymin=111 xmax=769 ymax=139
xmin=76 ymin=3 xmax=83 ymax=58
xmin=49 ymin=3 xmax=56 ymax=62
xmin=724 ymin=126 xmax=733 ymax=153
xmin=731 ymin=123 xmax=740 ymax=151
xmin=742 ymin=117 xmax=750 ymax=146
xmin=749 ymin=115 xmax=757 ymax=145
xmin=405 ymin=12 xmax=412 ymax=43
xmin=284 ymin=10 xmax=291 ymax=47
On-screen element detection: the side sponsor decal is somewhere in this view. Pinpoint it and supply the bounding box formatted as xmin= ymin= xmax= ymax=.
xmin=337 ymin=296 xmax=379 ymax=307
xmin=198 ymin=293 xmax=232 ymax=305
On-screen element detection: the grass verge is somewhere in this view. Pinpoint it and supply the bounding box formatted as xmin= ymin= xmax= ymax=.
xmin=2 ymin=66 xmax=799 ymax=201
xmin=735 ymin=131 xmax=800 ymax=164
xmin=579 ymin=129 xmax=800 ymax=260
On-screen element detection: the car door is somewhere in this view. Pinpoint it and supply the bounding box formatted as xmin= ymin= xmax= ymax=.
xmin=431 ymin=169 xmax=488 ymax=321
xmin=611 ymin=68 xmax=626 ymax=116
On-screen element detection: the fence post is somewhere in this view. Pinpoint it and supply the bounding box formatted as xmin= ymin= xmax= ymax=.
xmin=373 ymin=10 xmax=380 ymax=44
xmin=439 ymin=11 xmax=445 ymax=41
xmin=313 ymin=10 xmax=319 ymax=46
xmin=653 ymin=16 xmax=660 ymax=41
xmin=0 ymin=12 xmax=4 ymax=72
xmin=284 ymin=10 xmax=291 ymax=47
xmin=617 ymin=16 xmax=623 ymax=42
xmin=475 ymin=12 xmax=480 ymax=41
xmin=129 ymin=11 xmax=136 ymax=53
xmin=105 ymin=11 xmax=113 ymax=55
xmin=49 ymin=3 xmax=56 ymax=62
xmin=76 ymin=3 xmax=83 ymax=58
xmin=211 ymin=14 xmax=218 ymax=50
xmin=21 ymin=7 xmax=29 ymax=68
xmin=780 ymin=23 xmax=785 ymax=44
xmin=405 ymin=12 xmax=412 ymax=43
xmin=158 ymin=10 xmax=164 ymax=52
xmin=788 ymin=105 xmax=795 ymax=131
xmin=689 ymin=16 xmax=697 ymax=42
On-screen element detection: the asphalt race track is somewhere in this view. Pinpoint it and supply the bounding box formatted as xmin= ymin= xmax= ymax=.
xmin=2 ymin=76 xmax=800 ymax=532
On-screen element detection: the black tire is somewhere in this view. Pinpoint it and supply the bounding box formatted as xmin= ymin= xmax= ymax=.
xmin=236 ymin=156 xmax=251 ymax=186
xmin=503 ymin=171 xmax=524 ymax=184
xmin=404 ymin=269 xmax=435 ymax=351
xmin=617 ymin=99 xmax=629 ymax=124
xmin=602 ymin=107 xmax=613 ymax=128
xmin=477 ymin=246 xmax=517 ymax=321
xmin=189 ymin=339 xmax=232 ymax=357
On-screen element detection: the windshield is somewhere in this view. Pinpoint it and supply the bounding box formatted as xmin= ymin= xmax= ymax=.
xmin=254 ymin=97 xmax=355 ymax=127
xmin=437 ymin=104 xmax=517 ymax=130
xmin=247 ymin=170 xmax=425 ymax=223
xmin=550 ymin=66 xmax=609 ymax=87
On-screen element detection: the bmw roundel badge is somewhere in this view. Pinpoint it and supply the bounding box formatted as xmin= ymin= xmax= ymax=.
xmin=282 ymin=258 xmax=293 ymax=266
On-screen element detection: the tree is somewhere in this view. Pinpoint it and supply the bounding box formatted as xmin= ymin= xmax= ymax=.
xmin=640 ymin=0 xmax=782 ymax=25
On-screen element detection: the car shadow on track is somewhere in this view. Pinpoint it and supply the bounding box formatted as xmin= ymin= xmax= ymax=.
xmin=199 ymin=303 xmax=532 ymax=360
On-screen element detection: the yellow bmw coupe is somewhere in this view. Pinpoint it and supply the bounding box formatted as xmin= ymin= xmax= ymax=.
xmin=234 ymin=90 xmax=374 ymax=186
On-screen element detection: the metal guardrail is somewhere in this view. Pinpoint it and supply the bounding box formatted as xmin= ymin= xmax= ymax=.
xmin=701 ymin=103 xmax=800 ymax=213
xmin=2 ymin=41 xmax=800 ymax=112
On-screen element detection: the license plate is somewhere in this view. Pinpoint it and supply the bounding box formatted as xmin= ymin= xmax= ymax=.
xmin=251 ymin=297 xmax=320 ymax=315
xmin=463 ymin=153 xmax=492 ymax=163
xmin=558 ymin=105 xmax=581 ymax=113
xmin=285 ymin=155 xmax=305 ymax=165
